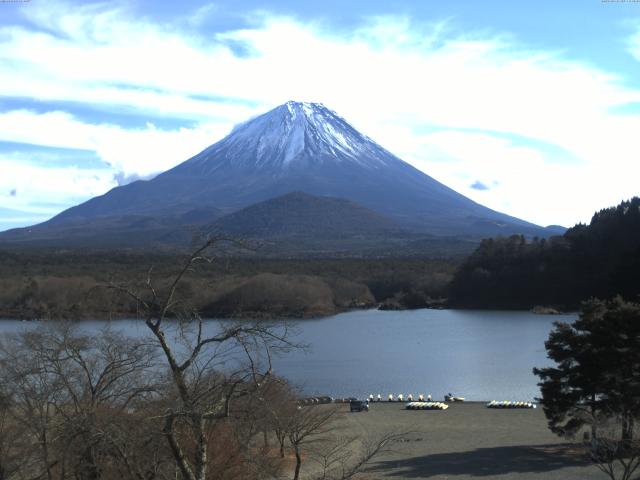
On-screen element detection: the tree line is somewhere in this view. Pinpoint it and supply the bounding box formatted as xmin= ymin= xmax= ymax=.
xmin=449 ymin=197 xmax=640 ymax=309
xmin=0 ymin=250 xmax=456 ymax=320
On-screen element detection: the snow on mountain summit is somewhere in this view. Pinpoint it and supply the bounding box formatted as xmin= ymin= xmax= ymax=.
xmin=179 ymin=101 xmax=396 ymax=174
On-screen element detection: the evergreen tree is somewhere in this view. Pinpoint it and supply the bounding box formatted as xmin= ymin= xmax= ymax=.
xmin=534 ymin=297 xmax=640 ymax=444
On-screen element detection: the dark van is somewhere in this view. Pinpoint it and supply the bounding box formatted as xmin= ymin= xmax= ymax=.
xmin=350 ymin=400 xmax=369 ymax=412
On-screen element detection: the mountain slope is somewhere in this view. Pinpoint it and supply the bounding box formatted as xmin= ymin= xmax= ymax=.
xmin=207 ymin=191 xmax=419 ymax=256
xmin=213 ymin=191 xmax=400 ymax=238
xmin=2 ymin=101 xmax=553 ymax=250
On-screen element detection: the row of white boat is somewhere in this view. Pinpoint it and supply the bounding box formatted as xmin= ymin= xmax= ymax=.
xmin=368 ymin=394 xmax=435 ymax=402
xmin=486 ymin=400 xmax=536 ymax=409
xmin=364 ymin=395 xmax=536 ymax=409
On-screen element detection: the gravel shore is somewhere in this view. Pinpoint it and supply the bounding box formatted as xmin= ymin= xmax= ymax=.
xmin=339 ymin=402 xmax=602 ymax=480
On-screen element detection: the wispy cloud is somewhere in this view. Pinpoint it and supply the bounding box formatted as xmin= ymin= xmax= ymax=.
xmin=470 ymin=180 xmax=490 ymax=191
xmin=1 ymin=2 xmax=640 ymax=228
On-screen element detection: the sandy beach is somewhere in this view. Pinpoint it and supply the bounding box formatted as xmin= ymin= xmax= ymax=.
xmin=336 ymin=402 xmax=602 ymax=480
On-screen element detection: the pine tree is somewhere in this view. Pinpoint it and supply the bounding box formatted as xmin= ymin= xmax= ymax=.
xmin=534 ymin=297 xmax=640 ymax=445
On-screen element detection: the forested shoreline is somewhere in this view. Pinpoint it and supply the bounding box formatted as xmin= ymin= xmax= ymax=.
xmin=449 ymin=197 xmax=640 ymax=310
xmin=0 ymin=252 xmax=455 ymax=320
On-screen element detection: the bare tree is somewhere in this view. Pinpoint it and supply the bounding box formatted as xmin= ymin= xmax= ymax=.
xmin=587 ymin=416 xmax=640 ymax=480
xmin=286 ymin=405 xmax=340 ymax=480
xmin=107 ymin=238 xmax=297 ymax=480
xmin=97 ymin=404 xmax=173 ymax=480
xmin=34 ymin=325 xmax=158 ymax=480
xmin=0 ymin=389 xmax=26 ymax=480
xmin=0 ymin=330 xmax=66 ymax=480
xmin=258 ymin=377 xmax=299 ymax=458
xmin=0 ymin=324 xmax=160 ymax=480
xmin=308 ymin=431 xmax=409 ymax=480
xmin=281 ymin=402 xmax=411 ymax=480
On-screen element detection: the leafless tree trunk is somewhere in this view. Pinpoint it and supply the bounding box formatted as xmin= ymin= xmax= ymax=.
xmin=107 ymin=237 xmax=297 ymax=480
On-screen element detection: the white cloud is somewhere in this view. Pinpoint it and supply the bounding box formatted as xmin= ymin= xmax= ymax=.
xmin=629 ymin=26 xmax=640 ymax=61
xmin=0 ymin=110 xmax=232 ymax=178
xmin=1 ymin=3 xmax=640 ymax=227
xmin=0 ymin=156 xmax=116 ymax=215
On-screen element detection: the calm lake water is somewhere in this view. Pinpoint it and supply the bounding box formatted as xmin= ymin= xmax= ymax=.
xmin=0 ymin=309 xmax=575 ymax=401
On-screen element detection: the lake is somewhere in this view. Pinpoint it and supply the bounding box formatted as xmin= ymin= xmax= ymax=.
xmin=0 ymin=308 xmax=575 ymax=401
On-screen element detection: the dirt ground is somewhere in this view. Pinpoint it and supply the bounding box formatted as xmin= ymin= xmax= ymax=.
xmin=335 ymin=402 xmax=604 ymax=480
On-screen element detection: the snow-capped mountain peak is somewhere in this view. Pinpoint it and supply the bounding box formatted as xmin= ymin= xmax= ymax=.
xmin=28 ymin=101 xmax=549 ymax=242
xmin=181 ymin=101 xmax=396 ymax=174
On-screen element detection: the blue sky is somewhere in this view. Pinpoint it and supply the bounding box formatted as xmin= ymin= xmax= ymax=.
xmin=1 ymin=0 xmax=640 ymax=231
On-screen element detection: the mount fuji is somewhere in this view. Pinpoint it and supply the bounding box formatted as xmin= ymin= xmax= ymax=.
xmin=1 ymin=101 xmax=560 ymax=252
